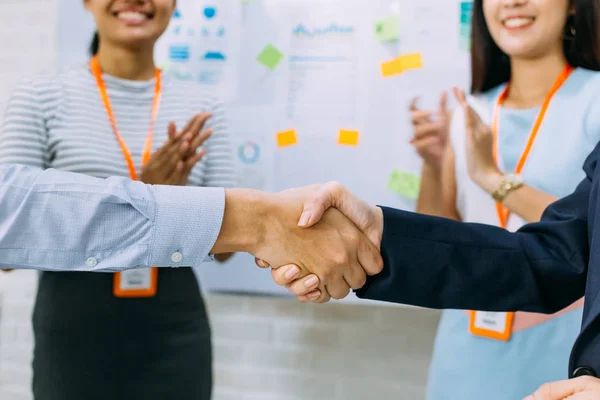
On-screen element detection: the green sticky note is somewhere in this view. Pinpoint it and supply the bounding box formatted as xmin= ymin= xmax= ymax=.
xmin=387 ymin=169 xmax=420 ymax=200
xmin=257 ymin=44 xmax=284 ymax=70
xmin=375 ymin=16 xmax=399 ymax=42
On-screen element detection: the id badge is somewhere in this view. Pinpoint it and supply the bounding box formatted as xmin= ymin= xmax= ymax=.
xmin=113 ymin=267 xmax=158 ymax=298
xmin=469 ymin=311 xmax=514 ymax=341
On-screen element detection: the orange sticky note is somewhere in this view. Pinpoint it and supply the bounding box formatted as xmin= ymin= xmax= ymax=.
xmin=276 ymin=130 xmax=297 ymax=147
xmin=381 ymin=53 xmax=423 ymax=77
xmin=338 ymin=129 xmax=359 ymax=146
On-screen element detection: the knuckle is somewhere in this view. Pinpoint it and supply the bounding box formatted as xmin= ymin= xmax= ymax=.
xmin=325 ymin=181 xmax=343 ymax=195
xmin=347 ymin=230 xmax=361 ymax=245
xmin=354 ymin=275 xmax=367 ymax=289
xmin=332 ymin=288 xmax=350 ymax=300
xmin=579 ymin=376 xmax=596 ymax=385
xmin=376 ymin=255 xmax=384 ymax=273
xmin=360 ymin=277 xmax=368 ymax=289
xmin=333 ymin=251 xmax=350 ymax=267
xmin=536 ymin=382 xmax=552 ymax=397
xmin=288 ymin=283 xmax=304 ymax=296
xmin=320 ymin=269 xmax=334 ymax=283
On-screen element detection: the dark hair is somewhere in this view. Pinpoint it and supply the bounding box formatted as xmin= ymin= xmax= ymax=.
xmin=470 ymin=0 xmax=600 ymax=93
xmin=89 ymin=32 xmax=100 ymax=56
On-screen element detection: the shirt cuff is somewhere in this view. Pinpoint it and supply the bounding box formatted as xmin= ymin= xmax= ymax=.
xmin=149 ymin=185 xmax=225 ymax=267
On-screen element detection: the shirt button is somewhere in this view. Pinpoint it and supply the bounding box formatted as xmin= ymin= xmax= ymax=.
xmin=171 ymin=252 xmax=183 ymax=263
xmin=573 ymin=366 xmax=597 ymax=378
xmin=86 ymin=257 xmax=98 ymax=267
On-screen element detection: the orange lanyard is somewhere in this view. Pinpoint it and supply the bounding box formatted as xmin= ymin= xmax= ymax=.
xmin=89 ymin=55 xmax=162 ymax=181
xmin=491 ymin=64 xmax=573 ymax=228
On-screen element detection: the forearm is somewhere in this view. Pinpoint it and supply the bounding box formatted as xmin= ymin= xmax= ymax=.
xmin=477 ymin=173 xmax=558 ymax=223
xmin=416 ymin=164 xmax=448 ymax=217
xmin=210 ymin=189 xmax=268 ymax=255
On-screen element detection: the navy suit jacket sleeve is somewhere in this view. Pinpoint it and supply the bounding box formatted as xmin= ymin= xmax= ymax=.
xmin=356 ymin=158 xmax=595 ymax=314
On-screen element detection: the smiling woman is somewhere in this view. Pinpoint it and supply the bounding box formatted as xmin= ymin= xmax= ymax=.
xmin=0 ymin=0 xmax=236 ymax=399
xmin=401 ymin=0 xmax=600 ymax=399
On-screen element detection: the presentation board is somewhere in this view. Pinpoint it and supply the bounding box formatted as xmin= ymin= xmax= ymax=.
xmin=56 ymin=0 xmax=473 ymax=305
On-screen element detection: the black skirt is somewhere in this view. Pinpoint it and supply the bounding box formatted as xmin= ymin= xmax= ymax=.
xmin=31 ymin=267 xmax=212 ymax=400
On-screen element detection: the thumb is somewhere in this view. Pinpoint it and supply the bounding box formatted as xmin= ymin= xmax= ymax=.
xmin=298 ymin=183 xmax=339 ymax=228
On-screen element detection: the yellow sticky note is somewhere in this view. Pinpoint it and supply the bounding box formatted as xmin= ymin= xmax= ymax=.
xmin=276 ymin=130 xmax=297 ymax=147
xmin=387 ymin=169 xmax=421 ymax=200
xmin=381 ymin=58 xmax=404 ymax=77
xmin=400 ymin=53 xmax=423 ymax=70
xmin=338 ymin=129 xmax=359 ymax=146
xmin=381 ymin=53 xmax=423 ymax=77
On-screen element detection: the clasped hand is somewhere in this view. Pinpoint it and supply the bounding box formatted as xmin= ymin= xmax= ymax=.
xmin=255 ymin=182 xmax=384 ymax=302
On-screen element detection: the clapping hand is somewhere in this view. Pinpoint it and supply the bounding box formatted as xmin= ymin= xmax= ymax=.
xmin=140 ymin=113 xmax=212 ymax=186
xmin=409 ymin=92 xmax=450 ymax=169
xmin=452 ymin=87 xmax=501 ymax=188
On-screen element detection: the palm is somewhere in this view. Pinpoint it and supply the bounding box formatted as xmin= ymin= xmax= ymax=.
xmin=409 ymin=93 xmax=450 ymax=168
xmin=453 ymin=87 xmax=496 ymax=180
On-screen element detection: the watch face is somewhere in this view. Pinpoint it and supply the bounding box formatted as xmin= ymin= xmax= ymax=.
xmin=506 ymin=173 xmax=523 ymax=185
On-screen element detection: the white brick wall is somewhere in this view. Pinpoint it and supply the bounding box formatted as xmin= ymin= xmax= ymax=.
xmin=0 ymin=1 xmax=441 ymax=399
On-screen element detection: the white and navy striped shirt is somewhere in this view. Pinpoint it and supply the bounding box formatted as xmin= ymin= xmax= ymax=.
xmin=0 ymin=64 xmax=236 ymax=189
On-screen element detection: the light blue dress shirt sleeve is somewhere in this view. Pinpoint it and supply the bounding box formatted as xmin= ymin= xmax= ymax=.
xmin=0 ymin=163 xmax=225 ymax=272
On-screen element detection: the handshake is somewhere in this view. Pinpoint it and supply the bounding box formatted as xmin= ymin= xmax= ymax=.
xmin=211 ymin=182 xmax=385 ymax=303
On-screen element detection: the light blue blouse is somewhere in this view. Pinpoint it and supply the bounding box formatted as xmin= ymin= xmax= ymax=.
xmin=426 ymin=68 xmax=600 ymax=400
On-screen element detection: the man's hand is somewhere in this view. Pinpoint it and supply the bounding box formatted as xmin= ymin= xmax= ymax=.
xmin=524 ymin=377 xmax=600 ymax=400
xmin=211 ymin=185 xmax=384 ymax=302
xmin=257 ymin=182 xmax=385 ymax=302
xmin=297 ymin=182 xmax=384 ymax=247
xmin=258 ymin=186 xmax=383 ymax=301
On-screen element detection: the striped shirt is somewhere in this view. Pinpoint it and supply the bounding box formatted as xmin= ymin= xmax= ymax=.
xmin=0 ymin=63 xmax=236 ymax=189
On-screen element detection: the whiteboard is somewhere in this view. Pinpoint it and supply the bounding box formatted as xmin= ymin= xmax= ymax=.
xmin=56 ymin=0 xmax=472 ymax=305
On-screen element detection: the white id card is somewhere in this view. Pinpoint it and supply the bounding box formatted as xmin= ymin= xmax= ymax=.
xmin=113 ymin=267 xmax=158 ymax=298
xmin=469 ymin=311 xmax=514 ymax=341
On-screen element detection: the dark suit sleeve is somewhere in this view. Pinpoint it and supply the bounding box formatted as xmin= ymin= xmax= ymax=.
xmin=356 ymin=167 xmax=593 ymax=315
